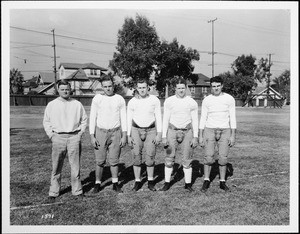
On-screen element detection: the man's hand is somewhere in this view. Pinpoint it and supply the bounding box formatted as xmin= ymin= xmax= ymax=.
xmin=199 ymin=136 xmax=205 ymax=148
xmin=152 ymin=133 xmax=162 ymax=145
xmin=90 ymin=135 xmax=100 ymax=149
xmin=162 ymin=137 xmax=169 ymax=149
xmin=120 ymin=135 xmax=127 ymax=148
xmin=190 ymin=137 xmax=199 ymax=148
xmin=228 ymin=135 xmax=236 ymax=147
xmin=127 ymin=136 xmax=134 ymax=147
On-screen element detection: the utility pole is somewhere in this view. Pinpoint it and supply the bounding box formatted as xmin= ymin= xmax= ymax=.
xmin=208 ymin=18 xmax=217 ymax=78
xmin=266 ymin=53 xmax=273 ymax=95
xmin=264 ymin=53 xmax=274 ymax=108
xmin=51 ymin=29 xmax=58 ymax=93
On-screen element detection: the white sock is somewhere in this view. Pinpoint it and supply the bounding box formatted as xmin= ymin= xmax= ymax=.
xmin=95 ymin=181 xmax=101 ymax=184
xmin=112 ymin=178 xmax=118 ymax=183
xmin=135 ymin=178 xmax=141 ymax=182
xmin=148 ymin=177 xmax=154 ymax=181
xmin=183 ymin=167 xmax=192 ymax=184
xmin=165 ymin=167 xmax=173 ymax=183
xmin=204 ymin=178 xmax=210 ymax=181
xmin=220 ymin=179 xmax=225 ymax=182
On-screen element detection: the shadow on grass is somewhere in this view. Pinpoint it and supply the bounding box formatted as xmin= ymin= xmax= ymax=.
xmin=209 ymin=160 xmax=234 ymax=182
xmin=61 ymin=160 xmax=233 ymax=195
xmin=10 ymin=128 xmax=25 ymax=136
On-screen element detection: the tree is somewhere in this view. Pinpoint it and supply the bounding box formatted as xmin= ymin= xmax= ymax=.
xmin=155 ymin=39 xmax=200 ymax=97
xmin=254 ymin=57 xmax=272 ymax=83
xmin=109 ymin=14 xmax=161 ymax=88
xmin=10 ymin=68 xmax=25 ymax=94
xmin=221 ymin=55 xmax=259 ymax=101
xmin=220 ymin=72 xmax=256 ymax=101
xmin=232 ymin=54 xmax=257 ymax=77
xmin=271 ymin=69 xmax=290 ymax=104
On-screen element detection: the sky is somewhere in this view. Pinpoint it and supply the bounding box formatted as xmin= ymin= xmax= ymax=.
xmin=4 ymin=1 xmax=294 ymax=82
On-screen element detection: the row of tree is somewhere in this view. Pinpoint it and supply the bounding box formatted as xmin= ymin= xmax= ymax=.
xmin=10 ymin=14 xmax=290 ymax=102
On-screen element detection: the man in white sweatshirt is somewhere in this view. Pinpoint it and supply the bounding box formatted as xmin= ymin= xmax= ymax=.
xmin=43 ymin=80 xmax=87 ymax=202
xmin=199 ymin=76 xmax=236 ymax=192
xmin=127 ymin=79 xmax=162 ymax=192
xmin=160 ymin=77 xmax=199 ymax=192
xmin=89 ymin=75 xmax=127 ymax=193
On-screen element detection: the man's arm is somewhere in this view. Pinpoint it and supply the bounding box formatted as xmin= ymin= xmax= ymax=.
xmin=43 ymin=104 xmax=54 ymax=139
xmin=127 ymin=99 xmax=134 ymax=147
xmin=228 ymin=129 xmax=236 ymax=147
xmin=89 ymin=97 xmax=99 ymax=148
xmin=162 ymin=99 xmax=171 ymax=147
xmin=153 ymin=97 xmax=162 ymax=145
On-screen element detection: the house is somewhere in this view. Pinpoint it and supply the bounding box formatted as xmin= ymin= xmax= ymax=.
xmin=58 ymin=62 xmax=108 ymax=95
xmin=187 ymin=73 xmax=210 ymax=98
xmin=249 ymin=86 xmax=284 ymax=107
xmin=23 ymin=72 xmax=57 ymax=95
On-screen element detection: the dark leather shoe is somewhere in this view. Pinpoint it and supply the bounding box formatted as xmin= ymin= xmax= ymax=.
xmin=132 ymin=182 xmax=141 ymax=191
xmin=220 ymin=181 xmax=230 ymax=191
xmin=159 ymin=182 xmax=170 ymax=191
xmin=184 ymin=183 xmax=194 ymax=192
xmin=113 ymin=183 xmax=123 ymax=193
xmin=201 ymin=180 xmax=210 ymax=192
xmin=93 ymin=184 xmax=101 ymax=193
xmin=148 ymin=181 xmax=157 ymax=191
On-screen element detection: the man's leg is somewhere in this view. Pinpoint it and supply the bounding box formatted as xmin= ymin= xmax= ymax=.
xmin=49 ymin=134 xmax=67 ymax=198
xmin=108 ymin=129 xmax=122 ymax=193
xmin=145 ymin=129 xmax=157 ymax=191
xmin=93 ymin=128 xmax=107 ymax=193
xmin=67 ymin=134 xmax=83 ymax=196
xmin=201 ymin=128 xmax=215 ymax=192
xmin=160 ymin=129 xmax=177 ymax=191
xmin=131 ymin=127 xmax=143 ymax=191
xmin=182 ymin=130 xmax=194 ymax=192
xmin=218 ymin=129 xmax=231 ymax=191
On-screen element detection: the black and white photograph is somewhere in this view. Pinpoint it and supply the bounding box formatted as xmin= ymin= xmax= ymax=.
xmin=2 ymin=1 xmax=298 ymax=233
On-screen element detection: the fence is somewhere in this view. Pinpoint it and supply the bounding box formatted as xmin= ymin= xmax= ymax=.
xmin=10 ymin=94 xmax=245 ymax=107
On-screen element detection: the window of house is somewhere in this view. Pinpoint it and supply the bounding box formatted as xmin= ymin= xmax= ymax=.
xmin=60 ymin=69 xmax=64 ymax=77
xmin=202 ymin=87 xmax=207 ymax=93
xmin=90 ymin=69 xmax=96 ymax=75
xmin=190 ymin=86 xmax=195 ymax=94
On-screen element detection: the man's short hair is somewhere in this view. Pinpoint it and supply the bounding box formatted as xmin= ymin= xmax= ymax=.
xmin=57 ymin=79 xmax=71 ymax=89
xmin=174 ymin=76 xmax=187 ymax=87
xmin=136 ymin=78 xmax=149 ymax=86
xmin=210 ymin=76 xmax=223 ymax=85
xmin=100 ymin=74 xmax=114 ymax=84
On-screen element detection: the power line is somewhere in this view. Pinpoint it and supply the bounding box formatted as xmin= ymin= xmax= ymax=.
xmin=11 ymin=26 xmax=116 ymax=45
xmin=56 ymin=45 xmax=113 ymax=56
xmin=219 ymin=19 xmax=289 ymax=37
xmin=11 ymin=45 xmax=51 ymax=49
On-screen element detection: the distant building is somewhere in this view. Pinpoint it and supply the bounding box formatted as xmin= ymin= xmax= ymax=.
xmin=249 ymin=86 xmax=284 ymax=107
xmin=187 ymin=73 xmax=210 ymax=98
xmin=31 ymin=63 xmax=108 ymax=95
xmin=23 ymin=72 xmax=57 ymax=95
xmin=59 ymin=62 xmax=108 ymax=95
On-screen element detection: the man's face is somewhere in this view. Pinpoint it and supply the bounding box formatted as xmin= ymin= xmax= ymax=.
xmin=102 ymin=80 xmax=114 ymax=96
xmin=137 ymin=82 xmax=148 ymax=98
xmin=175 ymin=83 xmax=186 ymax=98
xmin=211 ymin=82 xmax=223 ymax=96
xmin=58 ymin=84 xmax=71 ymax=99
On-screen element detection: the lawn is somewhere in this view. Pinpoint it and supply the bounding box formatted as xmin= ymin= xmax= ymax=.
xmin=4 ymin=105 xmax=296 ymax=232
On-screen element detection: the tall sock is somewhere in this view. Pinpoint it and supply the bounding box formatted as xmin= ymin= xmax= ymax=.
xmin=183 ymin=167 xmax=192 ymax=184
xmin=165 ymin=166 xmax=173 ymax=183
xmin=112 ymin=178 xmax=118 ymax=183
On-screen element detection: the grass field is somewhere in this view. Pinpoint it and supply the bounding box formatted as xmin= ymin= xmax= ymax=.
xmin=5 ymin=105 xmax=295 ymax=232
